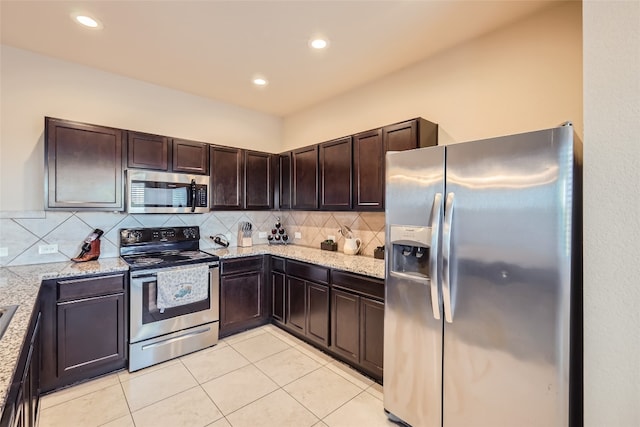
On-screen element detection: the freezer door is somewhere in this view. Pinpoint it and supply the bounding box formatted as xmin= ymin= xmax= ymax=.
xmin=442 ymin=126 xmax=576 ymax=427
xmin=384 ymin=145 xmax=445 ymax=427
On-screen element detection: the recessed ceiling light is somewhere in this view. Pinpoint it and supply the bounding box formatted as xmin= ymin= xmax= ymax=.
xmin=253 ymin=77 xmax=268 ymax=87
xmin=72 ymin=13 xmax=103 ymax=29
xmin=310 ymin=38 xmax=329 ymax=50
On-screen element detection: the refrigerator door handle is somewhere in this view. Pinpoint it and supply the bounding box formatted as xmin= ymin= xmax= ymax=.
xmin=429 ymin=192 xmax=443 ymax=320
xmin=442 ymin=192 xmax=455 ymax=323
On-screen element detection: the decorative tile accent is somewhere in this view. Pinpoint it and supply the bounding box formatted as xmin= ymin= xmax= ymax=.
xmin=74 ymin=211 xmax=128 ymax=235
xmin=0 ymin=210 xmax=387 ymax=265
xmin=42 ymin=215 xmax=93 ymax=258
xmin=14 ymin=211 xmax=72 ymax=238
xmin=0 ymin=219 xmax=39 ymax=266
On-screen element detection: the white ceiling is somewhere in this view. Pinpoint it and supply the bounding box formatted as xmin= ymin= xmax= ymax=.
xmin=1 ymin=1 xmax=558 ymax=117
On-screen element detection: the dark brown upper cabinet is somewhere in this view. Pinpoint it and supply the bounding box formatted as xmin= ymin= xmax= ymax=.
xmin=292 ymin=145 xmax=319 ymax=210
xmin=210 ymin=145 xmax=244 ymax=209
xmin=353 ymin=129 xmax=384 ymax=210
xmin=244 ymin=150 xmax=273 ymax=210
xmin=127 ymin=131 xmax=170 ymax=171
xmin=278 ymin=153 xmax=292 ymax=210
xmin=45 ymin=117 xmax=125 ymax=211
xmin=383 ymin=118 xmax=438 ymax=152
xmin=320 ymin=136 xmax=353 ymax=210
xmin=172 ymin=139 xmax=209 ymax=175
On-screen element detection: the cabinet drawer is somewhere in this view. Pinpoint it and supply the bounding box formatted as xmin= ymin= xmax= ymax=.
xmin=221 ymin=256 xmax=264 ymax=275
xmin=57 ymin=274 xmax=125 ymax=301
xmin=287 ymin=260 xmax=329 ymax=284
xmin=271 ymin=256 xmax=286 ymax=273
xmin=331 ymin=270 xmax=384 ymax=300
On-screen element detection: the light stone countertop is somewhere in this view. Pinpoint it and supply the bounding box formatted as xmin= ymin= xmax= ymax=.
xmin=208 ymin=244 xmax=385 ymax=279
xmin=0 ymin=245 xmax=384 ymax=413
xmin=0 ymin=258 xmax=129 ymax=411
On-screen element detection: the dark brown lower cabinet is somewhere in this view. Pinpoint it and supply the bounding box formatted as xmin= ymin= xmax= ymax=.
xmin=286 ymin=277 xmax=306 ymax=334
xmin=219 ymin=256 xmax=268 ymax=337
xmin=306 ymin=283 xmax=330 ymax=346
xmin=40 ymin=274 xmax=127 ymax=393
xmin=1 ymin=310 xmax=41 ymax=427
xmin=273 ymin=259 xmax=383 ymax=382
xmin=330 ymin=289 xmax=360 ymax=363
xmin=271 ymin=270 xmax=286 ymax=325
xmin=330 ymin=288 xmax=384 ymax=381
xmin=359 ymin=297 xmax=384 ymax=378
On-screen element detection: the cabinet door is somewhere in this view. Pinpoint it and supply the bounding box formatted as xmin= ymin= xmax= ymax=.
xmin=319 ymin=137 xmax=352 ymax=210
xmin=360 ymin=297 xmax=384 ymax=379
xmin=353 ymin=129 xmax=384 ymax=210
xmin=127 ymin=131 xmax=170 ymax=170
xmin=245 ymin=151 xmax=273 ymax=209
xmin=172 ymin=139 xmax=209 ymax=175
xmin=26 ymin=314 xmax=41 ymax=427
xmin=383 ymin=120 xmax=418 ymax=152
xmin=272 ymin=271 xmax=286 ymax=325
xmin=210 ymin=146 xmax=244 ymax=209
xmin=45 ymin=117 xmax=124 ymax=210
xmin=56 ymin=294 xmax=126 ymax=382
xmin=292 ymin=145 xmax=318 ymax=209
xmin=220 ymin=271 xmax=264 ymax=336
xmin=306 ymin=282 xmax=330 ymax=346
xmin=278 ymin=153 xmax=292 ymax=209
xmin=331 ymin=289 xmax=360 ymax=363
xmin=286 ymin=277 xmax=306 ymax=334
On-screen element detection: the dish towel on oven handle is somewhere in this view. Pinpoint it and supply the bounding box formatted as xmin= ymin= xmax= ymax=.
xmin=156 ymin=264 xmax=209 ymax=313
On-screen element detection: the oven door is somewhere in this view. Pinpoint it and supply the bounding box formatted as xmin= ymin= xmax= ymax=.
xmin=130 ymin=263 xmax=219 ymax=344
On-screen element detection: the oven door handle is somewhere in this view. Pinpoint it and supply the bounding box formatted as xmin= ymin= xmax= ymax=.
xmin=141 ymin=326 xmax=212 ymax=350
xmin=131 ymin=273 xmax=157 ymax=280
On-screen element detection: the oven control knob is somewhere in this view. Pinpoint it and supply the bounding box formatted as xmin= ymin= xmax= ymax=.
xmin=184 ymin=228 xmax=197 ymax=239
xmin=131 ymin=230 xmax=143 ymax=242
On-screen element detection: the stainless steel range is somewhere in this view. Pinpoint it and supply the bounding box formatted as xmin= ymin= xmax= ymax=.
xmin=120 ymin=226 xmax=220 ymax=372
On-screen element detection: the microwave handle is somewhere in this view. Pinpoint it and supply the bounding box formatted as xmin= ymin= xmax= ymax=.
xmin=190 ymin=179 xmax=197 ymax=212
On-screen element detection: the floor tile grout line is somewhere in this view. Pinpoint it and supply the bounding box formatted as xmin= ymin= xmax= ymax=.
xmin=38 ymin=373 xmax=121 ymax=411
xmin=319 ymin=388 xmax=372 ymax=424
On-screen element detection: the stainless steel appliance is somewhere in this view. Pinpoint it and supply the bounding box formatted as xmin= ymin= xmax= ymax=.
xmin=120 ymin=226 xmax=220 ymax=371
xmin=126 ymin=170 xmax=209 ymax=214
xmin=384 ymin=123 xmax=582 ymax=427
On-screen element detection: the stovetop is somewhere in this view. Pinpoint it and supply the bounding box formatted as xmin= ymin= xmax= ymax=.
xmin=122 ymin=249 xmax=218 ymax=271
xmin=119 ymin=226 xmax=219 ymax=271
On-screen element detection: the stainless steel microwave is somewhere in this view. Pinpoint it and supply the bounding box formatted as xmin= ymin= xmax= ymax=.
xmin=126 ymin=170 xmax=209 ymax=214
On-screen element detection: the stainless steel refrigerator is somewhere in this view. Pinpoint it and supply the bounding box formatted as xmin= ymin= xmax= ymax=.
xmin=383 ymin=123 xmax=582 ymax=427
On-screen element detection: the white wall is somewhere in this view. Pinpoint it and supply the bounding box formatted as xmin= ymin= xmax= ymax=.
xmin=0 ymin=46 xmax=282 ymax=212
xmin=282 ymin=1 xmax=582 ymax=149
xmin=583 ymin=1 xmax=640 ymax=426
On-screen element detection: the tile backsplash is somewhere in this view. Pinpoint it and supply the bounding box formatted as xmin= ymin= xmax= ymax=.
xmin=0 ymin=210 xmax=385 ymax=266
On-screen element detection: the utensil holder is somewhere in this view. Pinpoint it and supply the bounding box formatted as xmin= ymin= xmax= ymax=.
xmin=238 ymin=222 xmax=253 ymax=247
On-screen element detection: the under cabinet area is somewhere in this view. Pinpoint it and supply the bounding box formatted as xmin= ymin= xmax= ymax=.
xmin=40 ymin=273 xmax=127 ymax=393
xmin=219 ymin=256 xmax=269 ymax=337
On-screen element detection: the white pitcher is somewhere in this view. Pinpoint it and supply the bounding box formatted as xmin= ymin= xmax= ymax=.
xmin=343 ymin=237 xmax=362 ymax=255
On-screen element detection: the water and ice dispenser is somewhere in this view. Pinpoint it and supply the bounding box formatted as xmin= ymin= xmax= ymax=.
xmin=389 ymin=225 xmax=432 ymax=280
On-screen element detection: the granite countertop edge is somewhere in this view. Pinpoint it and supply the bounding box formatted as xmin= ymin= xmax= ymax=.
xmin=0 ymin=245 xmax=384 ymax=410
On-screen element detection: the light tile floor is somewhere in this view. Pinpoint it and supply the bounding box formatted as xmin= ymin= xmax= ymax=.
xmin=39 ymin=325 xmax=396 ymax=427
